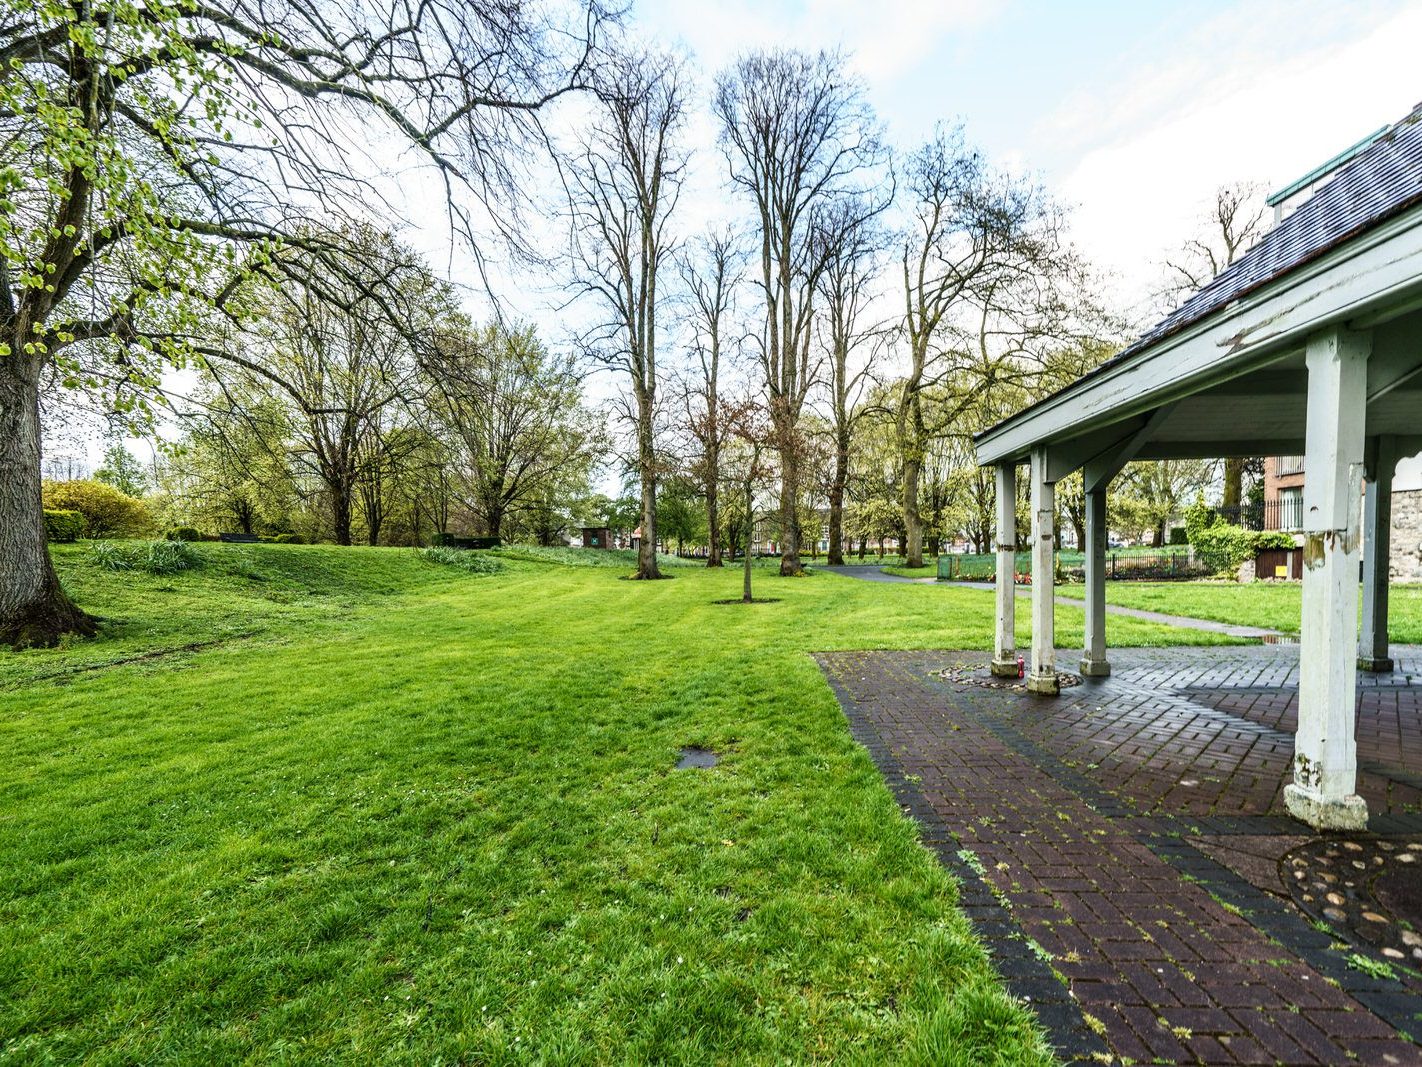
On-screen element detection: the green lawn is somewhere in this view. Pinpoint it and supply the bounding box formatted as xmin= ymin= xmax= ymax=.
xmin=1103 ymin=581 xmax=1422 ymax=643
xmin=881 ymin=564 xmax=938 ymax=579
xmin=1 ymin=544 xmax=1230 ymax=1063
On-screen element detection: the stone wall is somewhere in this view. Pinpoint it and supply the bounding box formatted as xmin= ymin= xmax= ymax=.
xmin=1392 ymin=489 xmax=1422 ymax=582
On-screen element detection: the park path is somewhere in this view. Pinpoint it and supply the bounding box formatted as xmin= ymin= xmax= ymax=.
xmin=818 ymin=565 xmax=1285 ymax=640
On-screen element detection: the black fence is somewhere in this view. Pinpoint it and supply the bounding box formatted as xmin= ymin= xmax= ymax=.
xmin=1196 ymin=501 xmax=1296 ymax=532
xmin=1060 ymin=552 xmax=1210 ymax=582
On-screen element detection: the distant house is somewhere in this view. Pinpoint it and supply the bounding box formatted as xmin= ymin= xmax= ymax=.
xmin=581 ymin=526 xmax=613 ymax=550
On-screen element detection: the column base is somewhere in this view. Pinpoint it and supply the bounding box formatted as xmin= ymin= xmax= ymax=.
xmin=1079 ymin=657 xmax=1111 ymax=678
xmin=1357 ymin=655 xmax=1394 ymax=673
xmin=1283 ymin=783 xmax=1368 ymax=831
xmin=1026 ymin=671 xmax=1060 ymax=696
xmin=990 ymin=657 xmax=1020 ymax=679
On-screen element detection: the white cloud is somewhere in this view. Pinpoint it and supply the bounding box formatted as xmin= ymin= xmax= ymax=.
xmin=1046 ymin=0 xmax=1422 ymax=318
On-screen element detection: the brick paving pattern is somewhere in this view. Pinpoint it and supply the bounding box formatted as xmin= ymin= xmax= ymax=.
xmin=818 ymin=645 xmax=1422 ymax=1065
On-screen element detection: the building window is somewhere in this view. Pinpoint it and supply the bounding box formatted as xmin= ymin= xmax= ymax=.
xmin=1277 ymin=455 xmax=1305 ymax=476
xmin=1278 ymin=487 xmax=1303 ymax=531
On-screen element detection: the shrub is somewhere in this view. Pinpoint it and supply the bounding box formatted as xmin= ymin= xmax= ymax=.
xmin=42 ymin=480 xmax=151 ymax=537
xmin=1168 ymin=526 xmax=1188 ymax=545
xmin=271 ymin=533 xmax=305 ymax=544
xmin=1187 ymin=523 xmax=1258 ymax=573
xmin=44 ymin=509 xmax=85 ymax=543
xmin=1255 ymin=531 xmax=1297 ymax=551
xmin=88 ymin=539 xmax=203 ymax=575
xmin=420 ymin=546 xmax=505 ymax=575
xmin=165 ymin=526 xmax=202 ymax=542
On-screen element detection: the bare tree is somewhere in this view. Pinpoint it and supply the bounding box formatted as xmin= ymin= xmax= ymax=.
xmin=0 ymin=0 xmax=612 ymax=646
xmin=815 ymin=198 xmax=884 ymax=565
xmin=1157 ymin=181 xmax=1269 ymax=510
xmin=899 ymin=125 xmax=1071 ymax=568
xmin=568 ymin=47 xmax=687 ymax=580
xmin=714 ymin=49 xmax=886 ymax=576
xmin=1158 ymin=182 xmax=1269 ymax=307
xmin=677 ymin=231 xmax=742 ymax=567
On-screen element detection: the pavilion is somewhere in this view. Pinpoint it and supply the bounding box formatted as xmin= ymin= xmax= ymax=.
xmin=974 ymin=103 xmax=1422 ymax=831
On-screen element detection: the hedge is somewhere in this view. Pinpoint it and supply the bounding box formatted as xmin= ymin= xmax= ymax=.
xmin=44 ymin=509 xmax=85 ymax=543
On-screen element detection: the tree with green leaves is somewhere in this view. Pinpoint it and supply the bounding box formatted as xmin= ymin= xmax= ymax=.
xmin=93 ymin=435 xmax=148 ymax=497
xmin=0 ymin=0 xmax=608 ymax=645
xmin=421 ymin=322 xmax=600 ymax=543
xmin=898 ymin=124 xmax=1071 ymax=569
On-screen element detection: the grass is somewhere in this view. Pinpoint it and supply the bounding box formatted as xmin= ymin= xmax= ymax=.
xmin=881 ymin=564 xmax=938 ymax=579
xmin=1102 ymin=581 xmax=1422 ymax=642
xmin=0 ymin=544 xmax=1230 ymax=1063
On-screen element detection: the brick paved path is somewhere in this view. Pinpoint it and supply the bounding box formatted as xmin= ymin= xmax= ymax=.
xmin=818 ymin=646 xmax=1422 ymax=1065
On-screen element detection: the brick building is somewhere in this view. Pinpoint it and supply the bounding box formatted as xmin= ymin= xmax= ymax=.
xmin=1263 ymin=453 xmax=1422 ymax=580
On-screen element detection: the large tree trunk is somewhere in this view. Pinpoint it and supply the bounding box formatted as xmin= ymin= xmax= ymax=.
xmin=635 ymin=400 xmax=663 ymax=580
xmin=900 ymin=392 xmax=925 ymax=568
xmin=827 ymin=430 xmax=848 ymax=566
xmin=902 ymin=453 xmax=923 ymax=568
xmin=331 ymin=486 xmax=354 ymax=547
xmin=742 ymin=476 xmax=754 ymax=602
xmin=0 ymin=353 xmax=97 ymax=648
xmin=1222 ymin=458 xmax=1244 ymax=510
xmin=777 ymin=439 xmax=802 ymax=576
xmin=705 ymin=459 xmax=721 ymax=568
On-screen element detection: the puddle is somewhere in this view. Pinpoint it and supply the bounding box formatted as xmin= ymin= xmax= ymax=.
xmin=676 ymin=746 xmax=719 ymax=770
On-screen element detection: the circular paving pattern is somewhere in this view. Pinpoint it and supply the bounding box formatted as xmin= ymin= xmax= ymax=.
xmin=1282 ymin=837 xmax=1422 ymax=971
xmin=934 ymin=661 xmax=1082 ymax=692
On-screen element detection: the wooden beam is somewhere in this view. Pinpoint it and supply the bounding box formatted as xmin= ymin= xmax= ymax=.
xmin=1083 ymin=405 xmax=1176 ymax=492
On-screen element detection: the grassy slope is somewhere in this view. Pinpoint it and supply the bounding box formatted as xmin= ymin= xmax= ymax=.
xmin=1104 ymin=581 xmax=1422 ymax=642
xmin=1 ymin=545 xmax=1225 ymax=1064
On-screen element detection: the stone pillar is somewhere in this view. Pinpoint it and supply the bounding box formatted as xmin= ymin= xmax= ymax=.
xmin=991 ymin=463 xmax=1018 ymax=677
xmin=1359 ymin=436 xmax=1394 ymax=672
xmin=1027 ymin=446 xmax=1058 ymax=696
xmin=1080 ymin=486 xmax=1110 ymax=677
xmin=1284 ymin=327 xmax=1369 ymax=831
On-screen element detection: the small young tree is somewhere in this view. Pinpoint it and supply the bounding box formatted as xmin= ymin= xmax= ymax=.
xmin=678 ymin=231 xmax=741 ymax=567
xmin=724 ymin=399 xmax=774 ymax=602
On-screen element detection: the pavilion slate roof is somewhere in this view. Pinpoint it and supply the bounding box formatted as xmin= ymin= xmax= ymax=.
xmin=977 ymin=102 xmax=1422 ymax=445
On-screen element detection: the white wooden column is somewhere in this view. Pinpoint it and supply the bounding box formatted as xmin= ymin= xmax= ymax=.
xmin=1359 ymin=436 xmax=1394 ymax=673
xmin=991 ymin=463 xmax=1019 ymax=677
xmin=1284 ymin=327 xmax=1370 ymax=831
xmin=1027 ymin=446 xmax=1058 ymax=696
xmin=1080 ymin=487 xmax=1110 ymax=677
